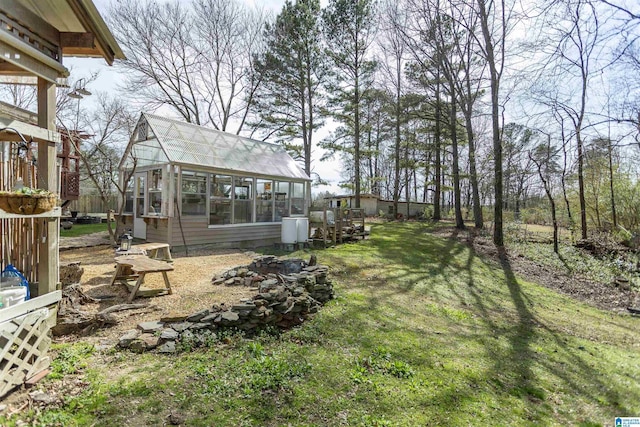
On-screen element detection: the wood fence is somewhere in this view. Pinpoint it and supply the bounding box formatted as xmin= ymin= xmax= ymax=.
xmin=66 ymin=194 xmax=118 ymax=214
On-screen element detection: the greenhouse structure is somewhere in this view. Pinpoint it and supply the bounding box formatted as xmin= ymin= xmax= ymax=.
xmin=118 ymin=113 xmax=312 ymax=248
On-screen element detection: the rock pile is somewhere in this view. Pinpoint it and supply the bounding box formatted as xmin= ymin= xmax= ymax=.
xmin=118 ymin=255 xmax=334 ymax=353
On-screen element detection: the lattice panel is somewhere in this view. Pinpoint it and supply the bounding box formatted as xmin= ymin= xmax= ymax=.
xmin=0 ymin=308 xmax=55 ymax=398
xmin=60 ymin=171 xmax=80 ymax=200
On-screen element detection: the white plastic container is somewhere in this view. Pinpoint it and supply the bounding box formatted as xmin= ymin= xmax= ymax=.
xmin=296 ymin=217 xmax=309 ymax=243
xmin=0 ymin=277 xmax=21 ymax=289
xmin=0 ymin=286 xmax=27 ymax=309
xmin=281 ymin=217 xmax=298 ymax=244
xmin=309 ymin=210 xmax=335 ymax=225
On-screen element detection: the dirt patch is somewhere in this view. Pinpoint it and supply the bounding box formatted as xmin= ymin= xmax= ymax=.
xmin=56 ymin=245 xmax=257 ymax=345
xmin=429 ymin=226 xmax=640 ymax=313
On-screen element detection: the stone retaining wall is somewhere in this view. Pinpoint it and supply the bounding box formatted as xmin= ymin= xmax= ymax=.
xmin=118 ymin=256 xmax=334 ymax=353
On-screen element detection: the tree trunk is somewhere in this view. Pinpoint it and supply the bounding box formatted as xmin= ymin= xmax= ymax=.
xmin=608 ymin=138 xmax=617 ymax=228
xmin=393 ymin=60 xmax=401 ymax=217
xmin=354 ymin=63 xmax=361 ymax=208
xmin=477 ymin=0 xmax=503 ymax=247
xmin=449 ymin=87 xmax=464 ymax=229
xmin=576 ymin=130 xmax=587 ymax=239
xmin=433 ymin=66 xmax=442 ymax=221
xmin=465 ymin=112 xmax=483 ymax=229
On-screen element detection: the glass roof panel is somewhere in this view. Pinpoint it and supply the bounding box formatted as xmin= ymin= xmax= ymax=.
xmin=143 ymin=113 xmax=309 ymax=180
xmin=131 ymin=137 xmax=169 ymax=168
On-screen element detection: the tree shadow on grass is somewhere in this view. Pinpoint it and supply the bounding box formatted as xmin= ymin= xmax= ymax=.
xmin=316 ymin=223 xmax=637 ymax=423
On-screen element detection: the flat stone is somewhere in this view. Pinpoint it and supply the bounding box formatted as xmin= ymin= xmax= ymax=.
xmin=118 ymin=329 xmax=140 ymax=347
xmin=237 ymin=268 xmax=249 ymax=277
xmin=139 ymin=333 xmax=160 ymax=349
xmin=157 ymin=341 xmax=177 ymax=353
xmin=137 ymin=321 xmax=164 ymax=333
xmin=201 ymin=313 xmax=221 ymax=323
xmin=218 ymin=311 xmax=239 ymax=322
xmin=261 ymin=279 xmax=278 ymax=288
xmin=232 ymin=303 xmax=256 ymax=311
xmin=212 ymin=277 xmax=225 ymax=285
xmin=181 ymin=330 xmax=195 ymax=341
xmin=160 ymin=329 xmax=179 ymax=340
xmin=187 ymin=309 xmax=210 ymax=322
xmin=170 ymin=322 xmax=193 ymax=332
xmin=129 ymin=339 xmax=147 ymax=353
xmin=30 ymin=391 xmax=57 ymax=405
xmin=161 ymin=313 xmax=189 ymax=323
xmin=224 ymin=278 xmax=236 ymax=286
xmin=188 ymin=322 xmax=211 ymax=330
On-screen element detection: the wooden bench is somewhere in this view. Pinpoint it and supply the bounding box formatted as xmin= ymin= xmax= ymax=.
xmin=132 ymin=242 xmax=173 ymax=262
xmin=110 ymin=255 xmax=174 ymax=302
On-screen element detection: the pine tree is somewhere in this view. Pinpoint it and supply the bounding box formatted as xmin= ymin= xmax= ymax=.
xmin=322 ymin=0 xmax=378 ymax=208
xmin=253 ymin=0 xmax=326 ymax=176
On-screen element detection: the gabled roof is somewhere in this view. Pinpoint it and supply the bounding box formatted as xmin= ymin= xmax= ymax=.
xmin=0 ymin=0 xmax=124 ymax=83
xmin=121 ymin=113 xmax=310 ymax=181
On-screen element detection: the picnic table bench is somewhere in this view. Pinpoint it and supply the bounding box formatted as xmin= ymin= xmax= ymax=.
xmin=110 ymin=255 xmax=174 ymax=302
xmin=131 ymin=242 xmax=173 ymax=262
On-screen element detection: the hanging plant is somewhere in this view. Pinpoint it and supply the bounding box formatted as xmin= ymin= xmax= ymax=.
xmin=0 ymin=187 xmax=58 ymax=215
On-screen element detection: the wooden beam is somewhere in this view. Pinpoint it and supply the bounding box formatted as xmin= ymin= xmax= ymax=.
xmin=0 ymin=0 xmax=60 ymax=46
xmin=0 ymin=61 xmax=32 ymax=74
xmin=37 ymin=77 xmax=59 ymax=297
xmin=0 ymin=117 xmax=60 ymax=144
xmin=60 ymin=32 xmax=94 ymax=49
xmin=66 ymin=0 xmax=115 ymax=65
xmin=0 ymin=291 xmax=61 ymax=324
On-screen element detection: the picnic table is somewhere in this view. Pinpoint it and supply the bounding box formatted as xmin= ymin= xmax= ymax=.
xmin=110 ymin=255 xmax=174 ymax=302
xmin=132 ymin=242 xmax=173 ymax=262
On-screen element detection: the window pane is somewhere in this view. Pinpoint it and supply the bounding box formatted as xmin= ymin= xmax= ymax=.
xmin=182 ymin=171 xmax=207 ymax=216
xmin=256 ymin=179 xmax=273 ymax=222
xmin=210 ymin=174 xmax=232 ymax=224
xmin=275 ymin=181 xmax=289 ymax=221
xmin=148 ymin=168 xmax=163 ymax=215
xmin=136 ymin=175 xmax=145 ymax=217
xmin=291 ymin=182 xmax=305 ymax=215
xmin=233 ymin=176 xmax=253 ymax=224
xmin=124 ymin=178 xmax=134 ymax=213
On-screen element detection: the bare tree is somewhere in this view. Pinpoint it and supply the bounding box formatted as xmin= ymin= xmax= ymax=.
xmin=378 ymin=0 xmax=409 ymax=217
xmin=193 ymin=0 xmax=268 ymax=133
xmin=545 ymin=0 xmax=602 ymax=240
xmin=475 ymin=0 xmax=509 ymax=246
xmin=58 ymin=93 xmax=136 ymax=244
xmin=108 ymin=0 xmax=267 ymax=133
xmin=449 ymin=1 xmax=486 ymax=229
xmin=529 ymin=135 xmax=560 ymax=253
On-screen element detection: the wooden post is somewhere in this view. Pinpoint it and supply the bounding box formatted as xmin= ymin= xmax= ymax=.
xmin=37 ymin=78 xmax=59 ymax=297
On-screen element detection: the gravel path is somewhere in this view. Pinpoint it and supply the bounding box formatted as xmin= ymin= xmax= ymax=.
xmin=58 ymin=242 xmax=257 ymax=344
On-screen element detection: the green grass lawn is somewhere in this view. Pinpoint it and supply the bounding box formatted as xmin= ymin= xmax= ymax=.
xmin=60 ymin=222 xmax=108 ymax=237
xmin=5 ymin=222 xmax=640 ymax=426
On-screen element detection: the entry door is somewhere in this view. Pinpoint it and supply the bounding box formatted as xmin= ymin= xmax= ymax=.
xmin=133 ymin=172 xmax=147 ymax=239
